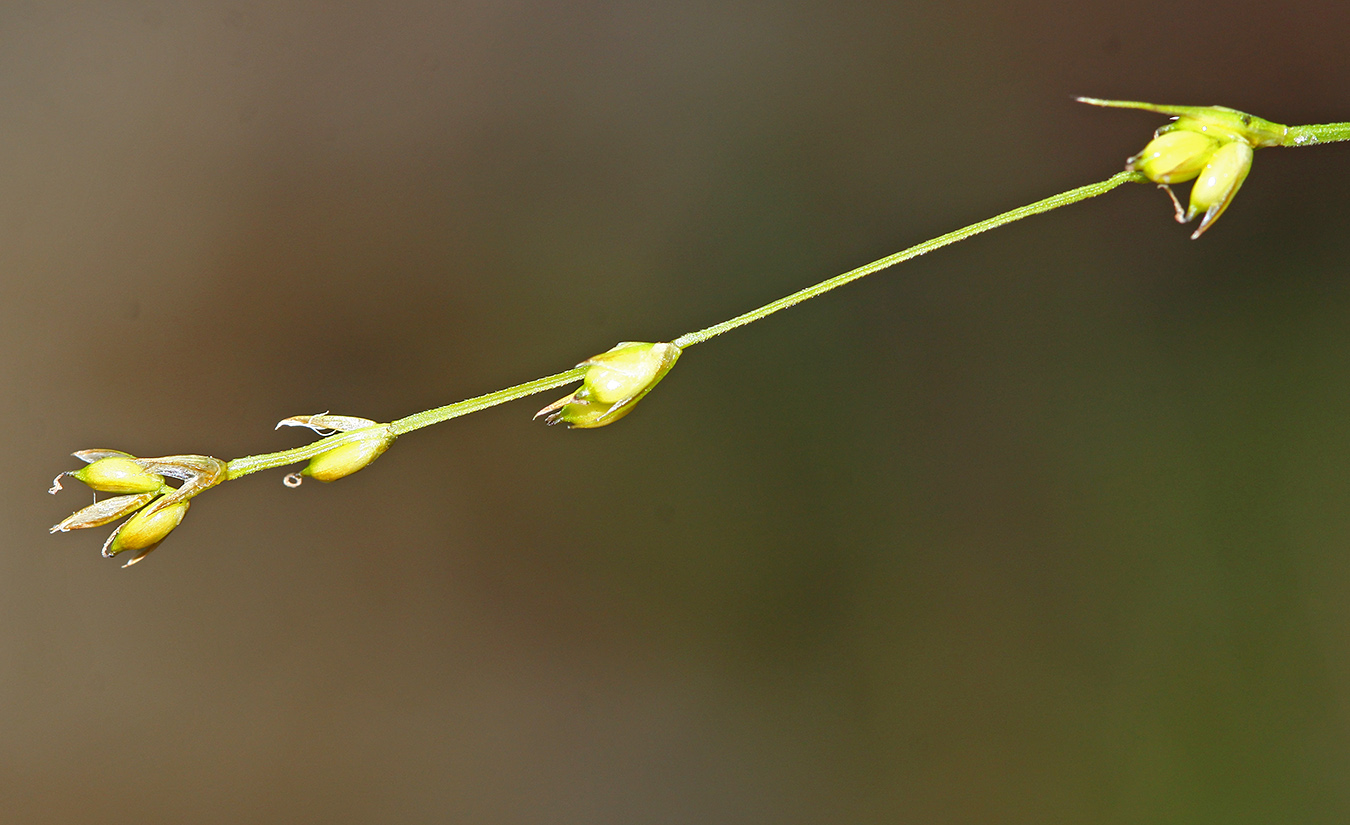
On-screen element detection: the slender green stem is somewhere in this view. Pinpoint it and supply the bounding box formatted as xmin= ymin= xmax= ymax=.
xmin=389 ymin=367 xmax=586 ymax=435
xmin=672 ymin=170 xmax=1145 ymax=348
xmin=224 ymin=366 xmax=587 ymax=479
xmin=1284 ymin=122 xmax=1350 ymax=146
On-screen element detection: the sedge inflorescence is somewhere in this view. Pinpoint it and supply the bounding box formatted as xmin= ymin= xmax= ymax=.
xmin=48 ymin=98 xmax=1349 ymax=566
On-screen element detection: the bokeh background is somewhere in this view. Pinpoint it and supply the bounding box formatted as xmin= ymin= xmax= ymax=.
xmin=4 ymin=1 xmax=1350 ymax=822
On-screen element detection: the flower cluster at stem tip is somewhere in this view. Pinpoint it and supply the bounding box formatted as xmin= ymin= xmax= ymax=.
xmin=1080 ymin=97 xmax=1296 ymax=239
xmin=49 ymin=451 xmax=226 ymax=567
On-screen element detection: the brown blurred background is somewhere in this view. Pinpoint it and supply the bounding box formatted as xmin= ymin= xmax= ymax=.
xmin=5 ymin=1 xmax=1350 ymax=822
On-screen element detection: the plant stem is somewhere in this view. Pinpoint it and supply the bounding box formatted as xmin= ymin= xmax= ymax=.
xmin=1283 ymin=122 xmax=1350 ymax=146
xmin=671 ymin=170 xmax=1145 ymax=348
xmin=388 ymin=367 xmax=587 ymax=435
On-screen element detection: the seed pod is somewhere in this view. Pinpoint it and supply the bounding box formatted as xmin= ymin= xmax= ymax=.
xmin=1128 ymin=130 xmax=1219 ymax=184
xmin=103 ymin=499 xmax=190 ymax=565
xmin=302 ymin=426 xmax=396 ymax=482
xmin=68 ymin=456 xmax=167 ymax=495
xmin=1185 ymin=141 xmax=1254 ymax=238
xmin=536 ymin=342 xmax=682 ymax=428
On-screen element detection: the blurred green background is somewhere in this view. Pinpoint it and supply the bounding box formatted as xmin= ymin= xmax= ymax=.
xmin=4 ymin=1 xmax=1350 ymax=822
